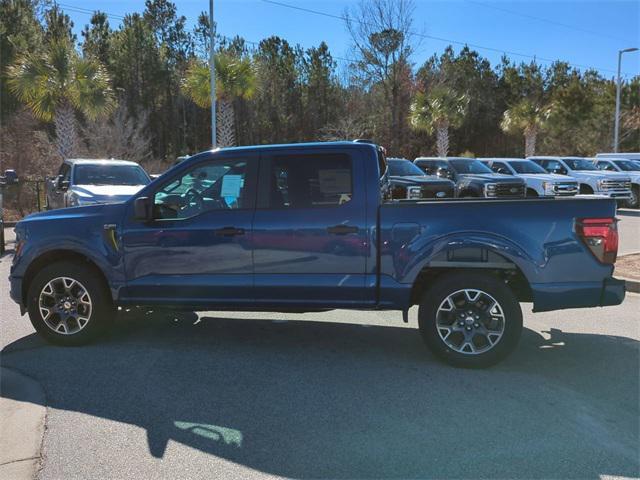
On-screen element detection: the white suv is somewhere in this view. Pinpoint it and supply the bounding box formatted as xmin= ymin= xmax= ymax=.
xmin=529 ymin=156 xmax=631 ymax=200
xmin=481 ymin=158 xmax=578 ymax=197
xmin=595 ymin=157 xmax=640 ymax=208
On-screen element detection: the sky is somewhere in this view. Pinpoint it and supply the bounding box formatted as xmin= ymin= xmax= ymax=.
xmin=61 ymin=0 xmax=640 ymax=79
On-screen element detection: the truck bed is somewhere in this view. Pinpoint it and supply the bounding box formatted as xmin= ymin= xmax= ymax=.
xmin=377 ymin=196 xmax=622 ymax=312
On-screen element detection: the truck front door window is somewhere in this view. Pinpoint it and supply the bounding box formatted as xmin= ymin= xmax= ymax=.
xmin=154 ymin=159 xmax=247 ymax=219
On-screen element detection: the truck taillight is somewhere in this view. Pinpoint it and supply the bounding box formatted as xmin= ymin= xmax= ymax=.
xmin=576 ymin=217 xmax=618 ymax=264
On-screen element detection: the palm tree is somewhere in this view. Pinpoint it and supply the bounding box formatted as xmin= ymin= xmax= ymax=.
xmin=7 ymin=39 xmax=115 ymax=159
xmin=182 ymin=54 xmax=256 ymax=147
xmin=500 ymin=99 xmax=551 ymax=157
xmin=410 ymin=85 xmax=469 ymax=157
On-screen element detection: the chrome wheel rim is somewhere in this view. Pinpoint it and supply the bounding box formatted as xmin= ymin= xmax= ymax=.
xmin=39 ymin=277 xmax=92 ymax=335
xmin=436 ymin=289 xmax=505 ymax=355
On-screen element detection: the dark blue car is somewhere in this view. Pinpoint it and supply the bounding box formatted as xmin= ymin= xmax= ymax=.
xmin=9 ymin=141 xmax=624 ymax=367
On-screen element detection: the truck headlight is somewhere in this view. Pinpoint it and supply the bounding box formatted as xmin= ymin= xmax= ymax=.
xmin=596 ymin=179 xmax=605 ymax=190
xmin=407 ymin=186 xmax=422 ymax=199
xmin=542 ymin=181 xmax=556 ymax=195
xmin=484 ymin=183 xmax=497 ymax=197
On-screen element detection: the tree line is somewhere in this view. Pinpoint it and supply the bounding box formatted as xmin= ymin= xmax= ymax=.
xmin=1 ymin=0 xmax=639 ymax=183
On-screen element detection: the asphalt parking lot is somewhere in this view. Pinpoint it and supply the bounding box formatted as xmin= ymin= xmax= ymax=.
xmin=1 ymin=210 xmax=639 ymax=479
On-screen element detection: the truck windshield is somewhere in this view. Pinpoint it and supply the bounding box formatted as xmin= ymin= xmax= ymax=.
xmin=563 ymin=159 xmax=598 ymax=171
xmin=613 ymin=160 xmax=640 ymax=171
xmin=449 ymin=159 xmax=493 ymax=174
xmin=388 ymin=159 xmax=425 ymax=176
xmin=74 ymin=164 xmax=151 ymax=186
xmin=508 ymin=161 xmax=547 ymax=174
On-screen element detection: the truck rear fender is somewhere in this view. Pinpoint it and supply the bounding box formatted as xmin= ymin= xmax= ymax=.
xmin=404 ymin=234 xmax=537 ymax=305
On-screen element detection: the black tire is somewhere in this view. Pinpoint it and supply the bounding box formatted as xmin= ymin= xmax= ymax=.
xmin=27 ymin=261 xmax=115 ymax=346
xmin=624 ymin=185 xmax=639 ymax=209
xmin=579 ymin=184 xmax=593 ymax=195
xmin=418 ymin=271 xmax=522 ymax=368
xmin=526 ymin=188 xmax=539 ymax=198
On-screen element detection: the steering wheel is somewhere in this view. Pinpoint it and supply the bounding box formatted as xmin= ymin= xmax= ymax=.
xmin=184 ymin=188 xmax=205 ymax=210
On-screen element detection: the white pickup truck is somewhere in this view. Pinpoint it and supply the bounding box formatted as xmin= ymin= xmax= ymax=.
xmin=480 ymin=158 xmax=578 ymax=197
xmin=46 ymin=159 xmax=151 ymax=210
xmin=595 ymin=157 xmax=640 ymax=208
xmin=529 ymin=156 xmax=631 ymax=200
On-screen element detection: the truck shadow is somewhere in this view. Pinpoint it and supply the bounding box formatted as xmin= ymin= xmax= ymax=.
xmin=2 ymin=312 xmax=639 ymax=479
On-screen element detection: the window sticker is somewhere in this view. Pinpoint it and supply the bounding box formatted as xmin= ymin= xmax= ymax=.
xmin=220 ymin=174 xmax=243 ymax=198
xmin=318 ymin=169 xmax=351 ymax=194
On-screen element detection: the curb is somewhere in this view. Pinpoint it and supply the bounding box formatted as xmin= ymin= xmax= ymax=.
xmin=0 ymin=367 xmax=46 ymax=480
xmin=620 ymin=277 xmax=640 ymax=294
xmin=618 ymin=252 xmax=640 ymax=294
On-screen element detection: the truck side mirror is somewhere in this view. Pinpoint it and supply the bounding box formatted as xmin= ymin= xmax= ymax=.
xmin=55 ymin=175 xmax=69 ymax=191
xmin=134 ymin=196 xmax=153 ymax=221
xmin=1 ymin=169 xmax=18 ymax=186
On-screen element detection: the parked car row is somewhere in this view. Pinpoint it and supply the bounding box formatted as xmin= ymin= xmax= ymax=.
xmin=382 ymin=154 xmax=638 ymax=207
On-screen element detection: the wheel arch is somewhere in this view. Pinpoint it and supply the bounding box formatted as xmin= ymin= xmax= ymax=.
xmin=22 ymin=249 xmax=111 ymax=307
xmin=408 ymin=247 xmax=533 ymax=306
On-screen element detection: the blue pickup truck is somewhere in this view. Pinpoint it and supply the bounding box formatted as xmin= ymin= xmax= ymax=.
xmin=9 ymin=142 xmax=625 ymax=367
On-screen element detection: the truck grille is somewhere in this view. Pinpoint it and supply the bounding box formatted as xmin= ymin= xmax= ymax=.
xmin=421 ymin=184 xmax=453 ymax=199
xmin=553 ymin=183 xmax=578 ymax=196
xmin=491 ymin=183 xmax=525 ymax=198
xmin=600 ymin=180 xmax=631 ymax=191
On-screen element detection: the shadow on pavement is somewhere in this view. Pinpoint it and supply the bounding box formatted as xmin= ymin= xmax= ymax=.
xmin=2 ymin=311 xmax=639 ymax=479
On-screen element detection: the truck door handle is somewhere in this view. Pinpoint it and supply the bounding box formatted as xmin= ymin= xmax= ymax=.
xmin=327 ymin=225 xmax=358 ymax=235
xmin=214 ymin=226 xmax=245 ymax=237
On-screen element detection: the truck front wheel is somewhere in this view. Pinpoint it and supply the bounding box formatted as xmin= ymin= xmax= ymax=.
xmin=418 ymin=271 xmax=522 ymax=368
xmin=27 ymin=261 xmax=114 ymax=346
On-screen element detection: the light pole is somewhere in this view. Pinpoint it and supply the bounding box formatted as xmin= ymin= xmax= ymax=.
xmin=209 ymin=0 xmax=216 ymax=148
xmin=614 ymin=47 xmax=638 ymax=152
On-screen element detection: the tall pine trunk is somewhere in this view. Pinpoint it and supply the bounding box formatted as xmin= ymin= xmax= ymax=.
xmin=54 ymin=102 xmax=77 ymax=159
xmin=524 ymin=126 xmax=537 ymax=157
xmin=217 ymin=98 xmax=236 ymax=147
xmin=436 ymin=122 xmax=449 ymax=158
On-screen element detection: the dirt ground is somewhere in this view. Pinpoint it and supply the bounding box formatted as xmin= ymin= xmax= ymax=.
xmin=616 ymin=253 xmax=640 ymax=280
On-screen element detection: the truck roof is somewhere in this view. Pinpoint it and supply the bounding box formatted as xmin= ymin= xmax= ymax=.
xmin=415 ymin=157 xmax=472 ymax=161
xmin=65 ymin=158 xmax=142 ymax=166
xmin=480 ymin=158 xmax=527 ymax=162
xmin=210 ymin=141 xmax=377 ymax=154
xmin=527 ymin=156 xmax=585 ymax=160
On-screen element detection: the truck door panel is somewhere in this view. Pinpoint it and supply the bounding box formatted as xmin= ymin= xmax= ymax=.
xmin=252 ymin=149 xmax=371 ymax=307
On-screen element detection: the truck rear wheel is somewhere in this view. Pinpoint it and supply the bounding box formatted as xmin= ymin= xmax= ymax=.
xmin=27 ymin=261 xmax=114 ymax=346
xmin=418 ymin=271 xmax=522 ymax=368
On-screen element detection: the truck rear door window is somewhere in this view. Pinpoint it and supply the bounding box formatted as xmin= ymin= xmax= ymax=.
xmin=268 ymin=154 xmax=352 ymax=208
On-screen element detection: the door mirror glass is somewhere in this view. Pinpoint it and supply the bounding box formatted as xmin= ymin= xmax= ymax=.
xmin=134 ymin=196 xmax=153 ymax=221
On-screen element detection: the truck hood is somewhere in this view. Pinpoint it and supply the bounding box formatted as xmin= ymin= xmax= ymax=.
xmin=515 ymin=173 xmax=577 ymax=183
xmin=19 ymin=201 xmax=126 ymax=224
xmin=569 ymin=171 xmax=630 ymax=181
xmin=72 ymin=184 xmax=146 ymax=202
xmin=389 ymin=175 xmax=453 ymax=186
xmin=458 ymin=174 xmax=524 ymax=184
